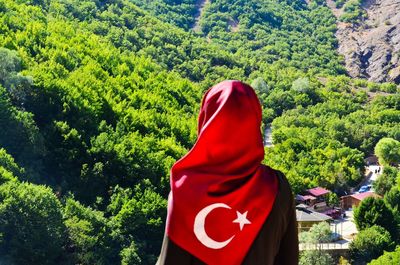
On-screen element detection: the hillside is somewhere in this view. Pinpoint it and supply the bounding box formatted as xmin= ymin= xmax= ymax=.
xmin=327 ymin=0 xmax=400 ymax=84
xmin=129 ymin=0 xmax=345 ymax=76
xmin=0 ymin=0 xmax=399 ymax=264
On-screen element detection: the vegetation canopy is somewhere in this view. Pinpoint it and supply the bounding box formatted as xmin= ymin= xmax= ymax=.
xmin=0 ymin=0 xmax=399 ymax=264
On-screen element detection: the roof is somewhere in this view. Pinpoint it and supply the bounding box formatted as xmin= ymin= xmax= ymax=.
xmin=364 ymin=155 xmax=378 ymax=163
xmin=303 ymin=195 xmax=316 ymax=200
xmin=307 ymin=187 xmax=330 ymax=197
xmin=296 ymin=194 xmax=316 ymax=201
xmin=296 ymin=207 xmax=332 ymax=222
xmin=296 ymin=204 xmax=309 ymax=208
xmin=350 ymin=191 xmax=379 ymax=201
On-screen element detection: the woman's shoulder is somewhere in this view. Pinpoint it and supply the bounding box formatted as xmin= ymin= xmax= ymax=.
xmin=263 ymin=166 xmax=292 ymax=195
xmin=274 ymin=169 xmax=291 ymax=189
xmin=266 ymin=167 xmax=295 ymax=217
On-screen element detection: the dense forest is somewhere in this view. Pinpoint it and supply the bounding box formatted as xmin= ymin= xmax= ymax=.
xmin=0 ymin=0 xmax=399 ymax=264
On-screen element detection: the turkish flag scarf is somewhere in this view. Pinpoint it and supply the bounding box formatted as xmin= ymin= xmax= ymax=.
xmin=166 ymin=80 xmax=278 ymax=265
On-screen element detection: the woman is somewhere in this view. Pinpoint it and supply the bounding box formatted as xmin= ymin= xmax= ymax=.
xmin=157 ymin=80 xmax=298 ymax=265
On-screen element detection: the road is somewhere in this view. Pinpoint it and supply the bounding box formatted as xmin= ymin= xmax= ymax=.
xmin=332 ymin=210 xmax=357 ymax=240
xmin=365 ymin=165 xmax=382 ymax=184
xmin=264 ymin=124 xmax=273 ymax=147
xmin=356 ymin=164 xmax=382 ymax=192
xmin=192 ymin=0 xmax=210 ymax=32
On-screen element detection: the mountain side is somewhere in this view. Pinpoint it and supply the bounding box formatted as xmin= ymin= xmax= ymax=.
xmin=328 ymin=0 xmax=400 ymax=84
xmin=126 ymin=0 xmax=345 ymax=77
xmin=1 ymin=0 xmax=400 ymax=264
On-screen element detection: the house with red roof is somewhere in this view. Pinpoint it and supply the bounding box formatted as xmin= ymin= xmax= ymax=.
xmin=306 ymin=187 xmax=330 ymax=202
xmin=340 ymin=191 xmax=381 ymax=210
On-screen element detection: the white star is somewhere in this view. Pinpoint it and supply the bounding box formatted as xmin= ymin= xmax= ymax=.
xmin=232 ymin=211 xmax=251 ymax=231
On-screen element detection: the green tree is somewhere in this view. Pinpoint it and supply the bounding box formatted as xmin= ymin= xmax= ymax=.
xmin=0 ymin=182 xmax=65 ymax=265
xmin=0 ymin=148 xmax=23 ymax=184
xmin=369 ymin=246 xmax=400 ymax=265
xmin=251 ymin=77 xmax=269 ymax=96
xmin=292 ymin=77 xmax=310 ymax=93
xmin=64 ymin=198 xmax=120 ymax=265
xmin=338 ymin=256 xmax=351 ymax=265
xmin=0 ymin=86 xmax=45 ymax=180
xmin=375 ymin=138 xmax=400 ymax=166
xmin=385 ymin=187 xmax=400 ymax=213
xmin=326 ymin=192 xmax=340 ymax=207
xmin=299 ymin=222 xmax=334 ymax=265
xmin=299 ymin=222 xmax=332 ymax=244
xmin=353 ymin=197 xmax=398 ymax=240
xmin=349 ymin=225 xmax=393 ymax=264
xmin=373 ymin=166 xmax=400 ymax=196
xmin=299 ymin=250 xmax=334 ymax=265
xmin=0 ymin=47 xmax=33 ymax=106
xmin=113 ymin=183 xmax=167 ymax=264
xmin=339 ymin=0 xmax=365 ymax=23
xmin=120 ymin=242 xmax=142 ymax=265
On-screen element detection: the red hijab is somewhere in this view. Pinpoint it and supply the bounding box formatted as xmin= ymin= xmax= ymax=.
xmin=166 ymin=80 xmax=278 ymax=265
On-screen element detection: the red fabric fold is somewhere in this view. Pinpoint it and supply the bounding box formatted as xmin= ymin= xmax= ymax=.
xmin=166 ymin=80 xmax=278 ymax=265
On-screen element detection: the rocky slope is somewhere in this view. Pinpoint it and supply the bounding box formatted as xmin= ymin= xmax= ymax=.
xmin=328 ymin=0 xmax=400 ymax=84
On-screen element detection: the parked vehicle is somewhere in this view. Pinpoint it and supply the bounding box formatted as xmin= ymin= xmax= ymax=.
xmin=357 ymin=185 xmax=371 ymax=193
xmin=324 ymin=208 xmax=342 ymax=219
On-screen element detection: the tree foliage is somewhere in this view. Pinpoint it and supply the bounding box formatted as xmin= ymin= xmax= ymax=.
xmin=349 ymin=225 xmax=393 ymax=264
xmin=299 ymin=222 xmax=332 ymax=244
xmin=0 ymin=182 xmax=66 ymax=265
xmin=299 ymin=222 xmax=334 ymax=265
xmin=339 ymin=0 xmax=366 ymax=23
xmin=375 ymin=138 xmax=400 ymax=166
xmin=64 ymin=198 xmax=120 ymax=265
xmin=370 ymin=246 xmax=400 ymax=265
xmin=0 ymin=0 xmax=399 ymax=263
xmin=354 ymin=197 xmax=398 ymax=240
xmin=326 ymin=192 xmax=340 ymax=207
xmin=373 ymin=166 xmax=400 ymax=196
xmin=299 ymin=250 xmax=334 ymax=265
xmin=385 ymin=187 xmax=400 ymax=214
xmin=0 ymin=47 xmax=33 ymax=106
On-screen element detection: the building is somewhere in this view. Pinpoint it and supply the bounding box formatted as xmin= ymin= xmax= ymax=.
xmin=340 ymin=191 xmax=381 ymax=210
xmin=295 ymin=194 xmax=317 ymax=206
xmin=364 ymin=155 xmax=379 ymax=165
xmin=296 ymin=204 xmax=333 ymax=233
xmin=307 ymin=187 xmax=330 ymax=202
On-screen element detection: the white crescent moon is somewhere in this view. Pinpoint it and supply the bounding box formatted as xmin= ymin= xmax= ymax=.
xmin=194 ymin=203 xmax=235 ymax=249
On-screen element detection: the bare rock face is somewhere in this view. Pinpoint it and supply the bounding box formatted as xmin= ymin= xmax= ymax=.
xmin=328 ymin=0 xmax=400 ymax=84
